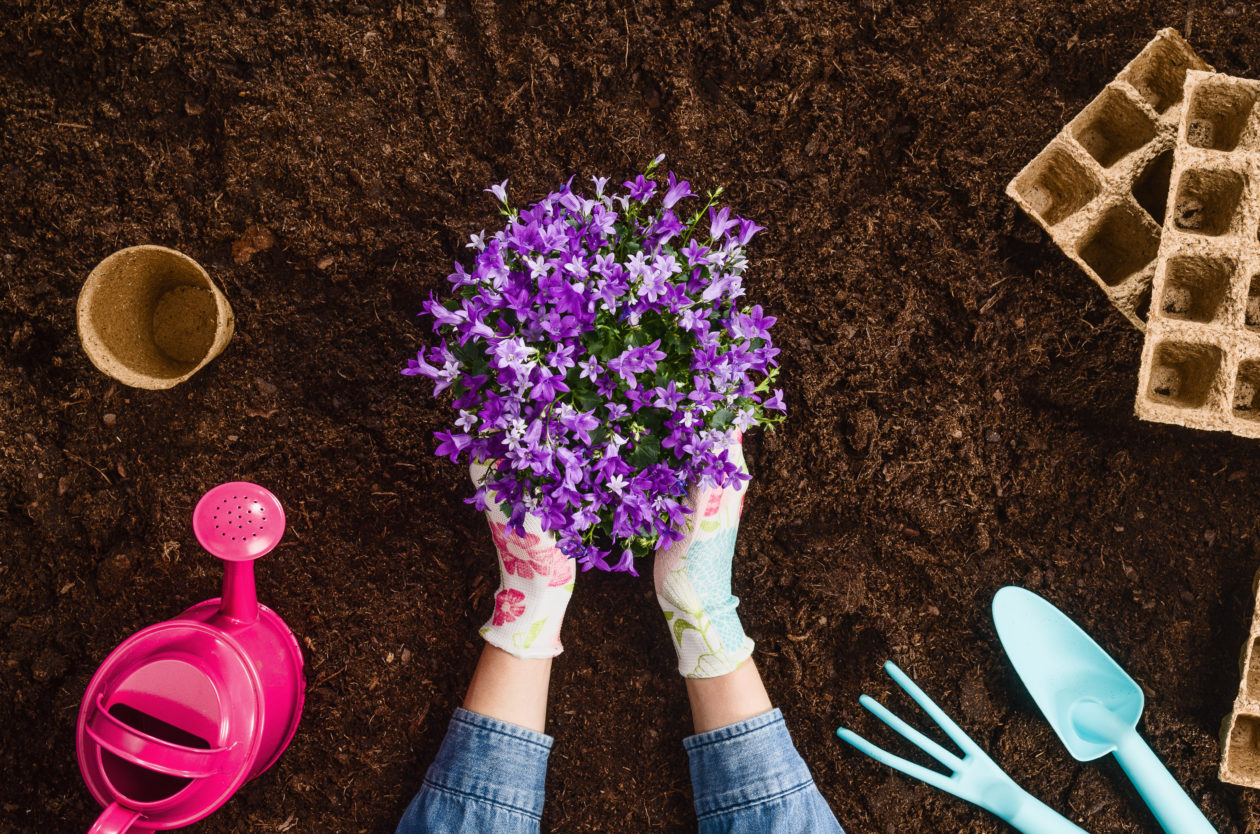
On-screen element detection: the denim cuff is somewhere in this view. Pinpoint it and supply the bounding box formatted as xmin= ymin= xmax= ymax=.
xmin=684 ymin=708 xmax=817 ymax=820
xmin=422 ymin=707 xmax=553 ymax=819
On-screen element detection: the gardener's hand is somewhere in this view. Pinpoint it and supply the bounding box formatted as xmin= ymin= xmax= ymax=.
xmin=471 ymin=462 xmax=577 ymax=659
xmin=654 ymin=438 xmax=755 ymax=678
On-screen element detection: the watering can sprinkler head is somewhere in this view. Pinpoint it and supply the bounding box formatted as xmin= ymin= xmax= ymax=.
xmin=192 ymin=482 xmax=286 ymax=625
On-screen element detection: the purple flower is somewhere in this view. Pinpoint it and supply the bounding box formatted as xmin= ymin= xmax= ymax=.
xmin=561 ymin=408 xmax=600 ymax=445
xmin=708 ymin=206 xmax=740 ymax=240
xmin=493 ymin=337 xmax=534 ymax=376
xmin=680 ymin=239 xmax=711 ymax=266
xmin=622 ymin=174 xmax=657 ymax=202
xmin=732 ymin=305 xmax=776 ymax=341
xmin=435 ymin=430 xmax=472 ymax=461
xmin=653 ymin=380 xmax=686 ymax=410
xmin=735 ymin=219 xmax=765 ymax=245
xmin=662 ymin=172 xmax=694 ymax=209
xmin=531 ymin=371 xmax=570 ymax=401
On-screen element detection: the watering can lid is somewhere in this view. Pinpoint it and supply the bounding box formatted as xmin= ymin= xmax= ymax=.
xmin=76 ymin=619 xmax=264 ymax=828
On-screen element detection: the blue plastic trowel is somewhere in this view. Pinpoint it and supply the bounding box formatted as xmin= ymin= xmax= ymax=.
xmin=992 ymin=587 xmax=1216 ymax=834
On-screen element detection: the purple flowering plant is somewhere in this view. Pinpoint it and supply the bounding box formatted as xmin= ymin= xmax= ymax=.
xmin=404 ymin=157 xmax=785 ymax=574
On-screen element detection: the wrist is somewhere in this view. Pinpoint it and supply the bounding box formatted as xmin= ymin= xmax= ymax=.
xmin=463 ymin=645 xmax=553 ymax=733
xmin=684 ymin=657 xmax=772 ymax=733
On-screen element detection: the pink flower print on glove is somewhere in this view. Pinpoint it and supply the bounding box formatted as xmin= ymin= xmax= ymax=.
xmin=473 ymin=460 xmax=578 ymax=659
xmin=492 ymin=588 xmax=526 ymax=626
xmin=490 ymin=521 xmax=576 ymax=588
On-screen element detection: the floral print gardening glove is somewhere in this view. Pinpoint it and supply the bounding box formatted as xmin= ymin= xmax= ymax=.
xmin=654 ymin=438 xmax=755 ymax=678
xmin=471 ymin=462 xmax=577 ymax=659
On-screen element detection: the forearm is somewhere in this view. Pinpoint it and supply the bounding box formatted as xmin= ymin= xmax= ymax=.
xmin=463 ymin=644 xmax=552 ymax=733
xmin=685 ymin=657 xmax=773 ymax=733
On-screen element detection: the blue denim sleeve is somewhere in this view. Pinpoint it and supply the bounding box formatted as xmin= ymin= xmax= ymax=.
xmin=685 ymin=708 xmax=844 ymax=834
xmin=395 ymin=707 xmax=552 ymax=834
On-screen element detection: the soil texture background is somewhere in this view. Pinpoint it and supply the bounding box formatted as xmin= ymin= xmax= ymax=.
xmin=4 ymin=0 xmax=1260 ymax=831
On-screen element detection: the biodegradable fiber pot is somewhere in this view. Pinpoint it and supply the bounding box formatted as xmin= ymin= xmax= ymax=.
xmin=77 ymin=245 xmax=234 ymax=389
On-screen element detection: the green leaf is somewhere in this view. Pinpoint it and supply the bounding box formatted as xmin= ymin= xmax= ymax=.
xmin=626 ymin=433 xmax=661 ymax=468
xmin=450 ymin=342 xmax=482 ymax=367
xmin=574 ymin=386 xmax=602 ymax=412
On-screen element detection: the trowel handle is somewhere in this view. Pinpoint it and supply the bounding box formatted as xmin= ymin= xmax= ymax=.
xmin=88 ymin=802 xmax=142 ymax=834
xmin=1005 ymin=793 xmax=1089 ymax=834
xmin=1114 ymin=728 xmax=1216 ymax=834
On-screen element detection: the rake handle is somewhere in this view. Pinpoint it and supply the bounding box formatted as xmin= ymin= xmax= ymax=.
xmin=1004 ymin=793 xmax=1090 ymax=834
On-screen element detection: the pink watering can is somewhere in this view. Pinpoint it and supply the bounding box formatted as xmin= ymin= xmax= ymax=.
xmin=76 ymin=482 xmax=305 ymax=833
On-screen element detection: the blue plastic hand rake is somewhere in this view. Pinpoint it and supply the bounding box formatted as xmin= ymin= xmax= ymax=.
xmin=837 ymin=661 xmax=1088 ymax=834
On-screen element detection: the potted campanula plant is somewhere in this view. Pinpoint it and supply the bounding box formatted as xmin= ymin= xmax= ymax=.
xmin=405 ymin=157 xmax=784 ymax=574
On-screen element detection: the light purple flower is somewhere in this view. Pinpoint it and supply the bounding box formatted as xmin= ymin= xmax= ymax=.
xmin=708 ymin=206 xmax=739 ymax=240
xmin=578 ymin=356 xmax=602 ymax=382
xmin=485 ymin=179 xmax=509 ymax=203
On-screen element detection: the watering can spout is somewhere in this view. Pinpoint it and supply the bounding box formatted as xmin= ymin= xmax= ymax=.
xmin=219 ymin=560 xmax=259 ymax=624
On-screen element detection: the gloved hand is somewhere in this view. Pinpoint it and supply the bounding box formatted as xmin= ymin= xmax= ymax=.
xmin=471 ymin=462 xmax=576 ymax=659
xmin=654 ymin=438 xmax=755 ymax=678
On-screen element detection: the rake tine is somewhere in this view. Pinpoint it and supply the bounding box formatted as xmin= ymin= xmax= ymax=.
xmin=836 ymin=727 xmax=958 ymax=796
xmin=884 ymin=661 xmax=984 ymax=758
xmin=858 ymin=694 xmax=966 ymax=772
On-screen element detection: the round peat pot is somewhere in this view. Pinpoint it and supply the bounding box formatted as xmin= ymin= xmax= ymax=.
xmin=77 ymin=245 xmax=234 ymax=389
xmin=76 ymin=483 xmax=304 ymax=832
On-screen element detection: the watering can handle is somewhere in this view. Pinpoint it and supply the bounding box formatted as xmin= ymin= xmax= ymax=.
xmin=86 ymin=695 xmax=232 ymax=779
xmin=87 ymin=802 xmax=143 ymax=834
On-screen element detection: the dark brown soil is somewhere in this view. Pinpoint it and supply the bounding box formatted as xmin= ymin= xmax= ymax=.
xmin=4 ymin=2 xmax=1260 ymax=832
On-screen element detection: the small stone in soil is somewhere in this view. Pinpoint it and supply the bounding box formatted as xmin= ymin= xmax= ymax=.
xmin=102 ymin=413 xmax=117 ymax=426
